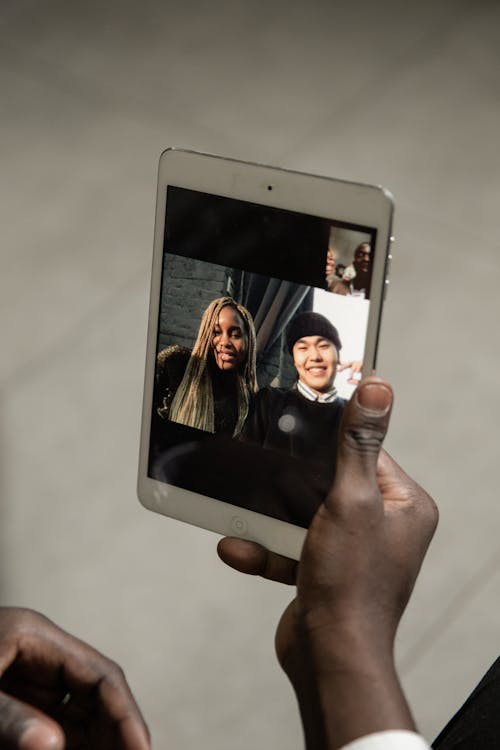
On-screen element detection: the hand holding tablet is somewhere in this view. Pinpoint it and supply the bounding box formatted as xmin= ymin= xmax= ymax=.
xmin=218 ymin=377 xmax=438 ymax=750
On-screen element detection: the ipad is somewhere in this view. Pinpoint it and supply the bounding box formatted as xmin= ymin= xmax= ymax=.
xmin=138 ymin=149 xmax=394 ymax=560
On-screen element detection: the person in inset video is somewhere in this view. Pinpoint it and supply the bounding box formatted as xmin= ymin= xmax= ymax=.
xmin=326 ymin=242 xmax=372 ymax=299
xmin=155 ymin=296 xmax=257 ymax=436
xmin=325 ymin=247 xmax=351 ymax=295
xmin=351 ymin=241 xmax=372 ymax=298
xmin=241 ymin=311 xmax=346 ymax=473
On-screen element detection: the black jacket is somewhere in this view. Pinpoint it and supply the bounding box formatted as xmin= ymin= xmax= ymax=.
xmin=241 ymin=385 xmax=346 ymax=469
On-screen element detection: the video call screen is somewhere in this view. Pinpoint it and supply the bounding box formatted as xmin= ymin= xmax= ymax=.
xmin=148 ymin=186 xmax=377 ymax=528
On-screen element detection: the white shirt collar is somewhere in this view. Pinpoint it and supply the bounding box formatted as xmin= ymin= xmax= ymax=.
xmin=297 ymin=379 xmax=338 ymax=403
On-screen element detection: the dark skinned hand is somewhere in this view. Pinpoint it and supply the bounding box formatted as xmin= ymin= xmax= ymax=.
xmin=218 ymin=377 xmax=438 ymax=747
xmin=0 ymin=607 xmax=150 ymax=750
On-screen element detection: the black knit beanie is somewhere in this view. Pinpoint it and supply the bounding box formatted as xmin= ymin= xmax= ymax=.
xmin=286 ymin=311 xmax=342 ymax=354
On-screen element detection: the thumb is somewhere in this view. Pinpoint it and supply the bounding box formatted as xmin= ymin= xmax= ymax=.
xmin=0 ymin=691 xmax=64 ymax=750
xmin=329 ymin=378 xmax=393 ymax=507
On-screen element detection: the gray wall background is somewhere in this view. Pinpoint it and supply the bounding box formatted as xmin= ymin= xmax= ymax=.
xmin=1 ymin=1 xmax=500 ymax=747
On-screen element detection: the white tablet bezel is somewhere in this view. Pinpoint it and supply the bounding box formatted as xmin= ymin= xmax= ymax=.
xmin=138 ymin=148 xmax=393 ymax=560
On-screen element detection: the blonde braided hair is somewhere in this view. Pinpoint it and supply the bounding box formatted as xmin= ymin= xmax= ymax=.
xmin=169 ymin=297 xmax=257 ymax=435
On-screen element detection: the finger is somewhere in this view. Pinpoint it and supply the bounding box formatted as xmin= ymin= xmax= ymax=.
xmin=6 ymin=612 xmax=150 ymax=750
xmin=217 ymin=538 xmax=297 ymax=585
xmin=98 ymin=682 xmax=151 ymax=750
xmin=60 ymin=654 xmax=150 ymax=750
xmin=329 ymin=377 xmax=393 ymax=511
xmin=0 ymin=691 xmax=64 ymax=750
xmin=337 ymin=377 xmax=393 ymax=471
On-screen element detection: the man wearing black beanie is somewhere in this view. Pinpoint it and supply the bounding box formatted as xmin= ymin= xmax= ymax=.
xmin=241 ymin=311 xmax=347 ymax=493
xmin=285 ymin=311 xmax=342 ymax=398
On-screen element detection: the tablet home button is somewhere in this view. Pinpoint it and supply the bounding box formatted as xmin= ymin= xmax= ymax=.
xmin=230 ymin=516 xmax=248 ymax=536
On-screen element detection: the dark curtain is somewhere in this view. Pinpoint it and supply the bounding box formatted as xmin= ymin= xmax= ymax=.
xmin=236 ymin=271 xmax=313 ymax=386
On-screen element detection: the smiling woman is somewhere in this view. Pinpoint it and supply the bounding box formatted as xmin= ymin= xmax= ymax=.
xmin=155 ymin=297 xmax=257 ymax=436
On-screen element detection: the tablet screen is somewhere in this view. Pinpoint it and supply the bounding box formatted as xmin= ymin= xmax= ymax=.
xmin=148 ymin=185 xmax=378 ymax=528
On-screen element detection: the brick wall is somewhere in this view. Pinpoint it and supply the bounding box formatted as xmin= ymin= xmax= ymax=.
xmin=158 ymin=255 xmax=228 ymax=351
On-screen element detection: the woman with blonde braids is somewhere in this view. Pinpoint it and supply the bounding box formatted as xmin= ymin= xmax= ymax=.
xmin=156 ymin=297 xmax=257 ymax=436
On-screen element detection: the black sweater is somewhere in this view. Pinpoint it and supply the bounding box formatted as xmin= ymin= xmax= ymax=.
xmin=241 ymin=386 xmax=346 ymax=470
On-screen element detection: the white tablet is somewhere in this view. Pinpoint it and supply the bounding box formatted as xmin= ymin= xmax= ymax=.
xmin=138 ymin=149 xmax=393 ymax=560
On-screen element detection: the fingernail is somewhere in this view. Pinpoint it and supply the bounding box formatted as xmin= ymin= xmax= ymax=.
xmin=354 ymin=383 xmax=392 ymax=415
xmin=20 ymin=721 xmax=63 ymax=750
